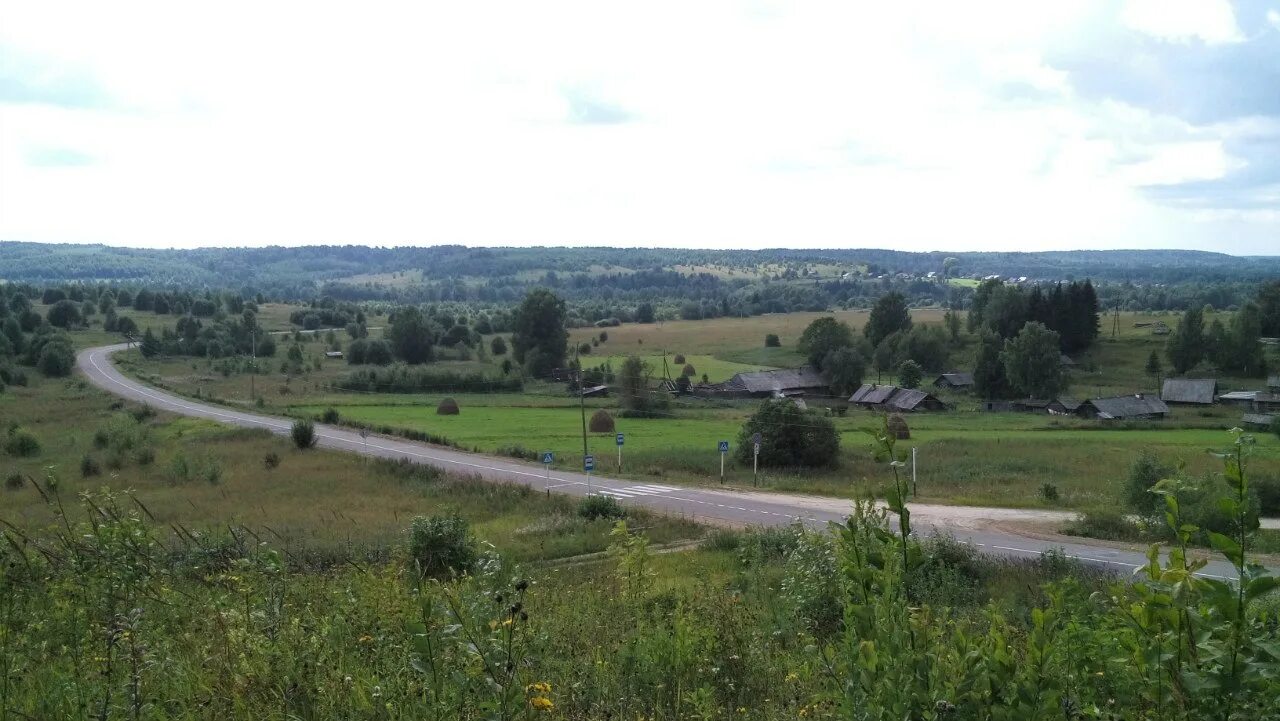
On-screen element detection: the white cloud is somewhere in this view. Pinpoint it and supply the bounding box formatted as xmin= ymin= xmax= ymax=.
xmin=1119 ymin=0 xmax=1243 ymax=44
xmin=0 ymin=1 xmax=1275 ymax=253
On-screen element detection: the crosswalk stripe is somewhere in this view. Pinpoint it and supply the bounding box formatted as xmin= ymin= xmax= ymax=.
xmin=595 ymin=489 xmax=637 ymax=498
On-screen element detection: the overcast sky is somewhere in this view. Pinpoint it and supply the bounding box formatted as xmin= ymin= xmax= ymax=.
xmin=1 ymin=1 xmax=1278 ymax=253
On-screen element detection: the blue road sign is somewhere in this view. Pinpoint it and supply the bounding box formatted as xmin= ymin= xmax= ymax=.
xmin=541 ymin=451 xmax=554 ymax=465
xmin=718 ymin=440 xmax=730 ymax=453
xmin=584 ymin=455 xmax=595 ymax=472
xmin=616 ymin=433 xmax=625 ymax=446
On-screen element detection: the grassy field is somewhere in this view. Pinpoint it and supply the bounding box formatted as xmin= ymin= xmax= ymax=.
xmin=99 ymin=307 xmax=1280 ymax=511
xmin=0 ymin=373 xmax=700 ymax=561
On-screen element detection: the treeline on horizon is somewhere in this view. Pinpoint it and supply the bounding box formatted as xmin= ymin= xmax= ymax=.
xmin=0 ymin=241 xmax=1276 ymax=314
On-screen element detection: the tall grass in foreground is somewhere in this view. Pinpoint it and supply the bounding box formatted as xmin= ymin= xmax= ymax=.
xmin=0 ymin=427 xmax=1276 ymax=719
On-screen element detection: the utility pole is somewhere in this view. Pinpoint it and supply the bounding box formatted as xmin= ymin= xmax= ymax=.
xmin=249 ymin=328 xmax=256 ymax=401
xmin=576 ymin=348 xmax=588 ymax=464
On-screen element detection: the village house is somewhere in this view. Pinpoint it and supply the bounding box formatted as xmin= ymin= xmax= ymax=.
xmin=715 ymin=366 xmax=829 ymax=399
xmin=849 ymin=384 xmax=947 ymax=412
xmin=1160 ymin=378 xmax=1217 ymax=405
xmin=932 ymin=372 xmax=974 ymax=391
xmin=1078 ymin=394 xmax=1170 ymax=420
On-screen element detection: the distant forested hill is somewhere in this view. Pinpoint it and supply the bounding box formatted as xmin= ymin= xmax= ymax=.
xmin=2 ymin=241 xmax=1276 ymax=311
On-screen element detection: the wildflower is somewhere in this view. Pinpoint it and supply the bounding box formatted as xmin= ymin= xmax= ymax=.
xmin=358 ymin=635 xmax=373 ymax=644
xmin=785 ymin=672 xmax=799 ymax=683
xmin=529 ymin=696 xmax=554 ymax=711
xmin=526 ymin=682 xmax=552 ymax=693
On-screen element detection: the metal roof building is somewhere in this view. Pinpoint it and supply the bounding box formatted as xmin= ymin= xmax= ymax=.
xmin=1079 ymin=394 xmax=1170 ymax=420
xmin=1161 ymin=378 xmax=1217 ymax=405
xmin=933 ymin=372 xmax=974 ymax=390
xmin=849 ymin=384 xmax=946 ymax=412
xmin=721 ymin=366 xmax=828 ymax=398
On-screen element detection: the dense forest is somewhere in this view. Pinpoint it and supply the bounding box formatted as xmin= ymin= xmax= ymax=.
xmin=1 ymin=242 xmax=1276 ymax=315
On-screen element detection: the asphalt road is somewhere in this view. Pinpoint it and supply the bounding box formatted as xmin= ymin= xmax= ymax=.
xmin=79 ymin=343 xmax=1247 ymax=580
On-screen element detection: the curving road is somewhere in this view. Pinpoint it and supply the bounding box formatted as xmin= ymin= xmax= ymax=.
xmin=78 ymin=343 xmax=1248 ymax=580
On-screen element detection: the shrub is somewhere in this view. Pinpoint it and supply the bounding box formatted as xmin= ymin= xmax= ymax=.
xmin=673 ymin=353 xmax=686 ymax=364
xmin=490 ymin=336 xmax=507 ymax=355
xmin=736 ymin=399 xmax=840 ymax=468
xmin=1124 ymin=450 xmax=1173 ymax=518
xmin=436 ymin=397 xmax=460 ymax=415
xmin=886 ymin=413 xmax=910 ymax=440
xmin=1063 ymin=508 xmax=1143 ymax=542
xmin=134 ymin=446 xmax=156 ymax=466
xmin=493 ymin=444 xmax=539 ymax=461
xmin=80 ymin=454 xmax=102 ymax=477
xmin=578 ymin=494 xmax=626 ymax=520
xmin=577 ymin=342 xmax=591 ymax=355
xmin=765 ymin=333 xmax=781 ymax=347
xmin=320 ymin=407 xmax=340 ymax=423
xmin=263 ymin=452 xmax=281 ymax=469
xmin=3 ymin=472 xmax=23 ymax=490
xmin=1039 ymin=482 xmax=1060 ymax=503
xmin=4 ymin=428 xmax=40 ymax=457
xmin=37 ymin=340 xmax=75 ymax=377
xmin=92 ymin=428 xmax=110 ymax=449
xmin=130 ymin=405 xmax=157 ymax=423
xmin=588 ymin=409 xmax=615 ymax=433
xmin=1254 ymin=473 xmax=1280 ymax=516
xmin=897 ymin=359 xmax=923 ymax=389
xmin=408 ymin=514 xmax=479 ymax=579
xmin=291 ymin=419 xmax=318 ymax=449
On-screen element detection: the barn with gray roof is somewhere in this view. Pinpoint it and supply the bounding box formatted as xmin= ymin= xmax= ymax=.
xmin=1160 ymin=378 xmax=1217 ymax=405
xmin=1079 ymin=394 xmax=1170 ymax=420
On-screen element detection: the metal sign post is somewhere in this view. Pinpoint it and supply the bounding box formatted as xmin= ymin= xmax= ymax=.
xmin=718 ymin=440 xmax=729 ymax=483
xmin=911 ymin=447 xmax=918 ymax=496
xmin=615 ymin=433 xmax=624 ymax=471
xmin=360 ymin=428 xmax=369 ymax=453
xmin=542 ymin=451 xmax=554 ymax=484
xmin=584 ymin=454 xmax=595 ymax=494
xmin=751 ymin=432 xmax=762 ymax=487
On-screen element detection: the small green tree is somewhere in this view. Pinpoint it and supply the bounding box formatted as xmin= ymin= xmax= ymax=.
xmin=511 ymin=288 xmax=568 ymax=377
xmin=735 ymin=399 xmax=839 ymax=468
xmin=765 ymin=333 xmax=781 ymax=347
xmin=822 ymin=346 xmax=867 ymax=397
xmin=864 ymin=292 xmax=912 ymax=347
xmin=897 ymin=359 xmax=923 ymax=389
xmin=46 ymin=299 xmax=82 ymax=329
xmin=291 ymin=419 xmax=317 ymax=449
xmin=37 ymin=338 xmax=75 ymax=377
xmin=798 ymin=317 xmax=854 ymax=368
xmin=617 ymin=355 xmax=667 ymax=415
xmin=943 ymin=308 xmax=962 ymax=344
xmin=139 ymin=327 xmax=161 ymax=358
xmin=1002 ymin=322 xmax=1064 ymax=398
xmin=387 ymin=306 xmax=435 ymax=365
xmin=1144 ymin=349 xmax=1163 ymax=388
xmin=490 ymin=336 xmax=507 ymax=355
xmin=1166 ymin=306 xmax=1204 ymax=374
xmin=408 ymin=514 xmax=479 ymax=579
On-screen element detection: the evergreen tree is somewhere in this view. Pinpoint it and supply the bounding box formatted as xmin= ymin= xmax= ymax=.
xmin=139 ymin=327 xmax=161 ymax=358
xmin=1144 ymin=350 xmax=1163 ymax=388
xmin=1166 ymin=307 xmax=1204 ymax=374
